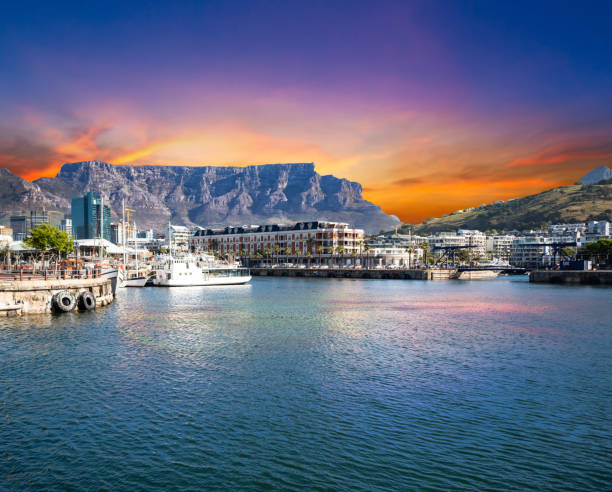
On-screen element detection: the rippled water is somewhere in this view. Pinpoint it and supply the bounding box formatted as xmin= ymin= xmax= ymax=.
xmin=1 ymin=277 xmax=610 ymax=490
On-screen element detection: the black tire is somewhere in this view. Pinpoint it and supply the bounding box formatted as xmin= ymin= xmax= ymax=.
xmin=52 ymin=291 xmax=76 ymax=313
xmin=78 ymin=291 xmax=96 ymax=311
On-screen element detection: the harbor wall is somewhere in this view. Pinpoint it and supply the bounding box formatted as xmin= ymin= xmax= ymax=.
xmin=529 ymin=270 xmax=612 ymax=285
xmin=250 ymin=268 xmax=454 ymax=280
xmin=0 ymin=277 xmax=114 ymax=316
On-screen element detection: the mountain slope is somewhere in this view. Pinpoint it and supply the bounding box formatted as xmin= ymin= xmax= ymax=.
xmin=408 ymin=182 xmax=612 ymax=234
xmin=26 ymin=161 xmax=398 ymax=233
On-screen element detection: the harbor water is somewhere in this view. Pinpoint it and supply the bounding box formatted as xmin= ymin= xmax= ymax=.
xmin=1 ymin=277 xmax=610 ymax=490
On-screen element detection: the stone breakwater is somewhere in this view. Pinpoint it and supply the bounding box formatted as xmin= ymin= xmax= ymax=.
xmin=0 ymin=277 xmax=114 ymax=316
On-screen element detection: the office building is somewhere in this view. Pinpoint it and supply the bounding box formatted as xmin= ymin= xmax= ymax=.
xmin=71 ymin=192 xmax=111 ymax=241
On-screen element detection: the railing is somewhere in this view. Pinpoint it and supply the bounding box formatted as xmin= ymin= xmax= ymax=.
xmin=0 ymin=267 xmax=103 ymax=281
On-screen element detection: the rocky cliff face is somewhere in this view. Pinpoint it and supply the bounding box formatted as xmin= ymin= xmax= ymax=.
xmin=4 ymin=161 xmax=399 ymax=233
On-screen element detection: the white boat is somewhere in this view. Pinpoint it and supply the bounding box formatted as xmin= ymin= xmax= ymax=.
xmin=151 ymin=256 xmax=251 ymax=287
xmin=125 ymin=270 xmax=148 ymax=287
xmin=101 ymin=267 xmax=121 ymax=294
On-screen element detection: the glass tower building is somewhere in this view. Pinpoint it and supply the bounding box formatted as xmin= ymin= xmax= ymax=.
xmin=71 ymin=192 xmax=111 ymax=241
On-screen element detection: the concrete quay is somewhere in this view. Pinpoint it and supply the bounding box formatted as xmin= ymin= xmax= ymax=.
xmin=529 ymin=270 xmax=612 ymax=285
xmin=250 ymin=267 xmax=454 ymax=280
xmin=0 ymin=277 xmax=114 ymax=316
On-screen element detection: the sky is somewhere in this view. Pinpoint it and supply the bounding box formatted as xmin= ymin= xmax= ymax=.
xmin=1 ymin=0 xmax=612 ymax=223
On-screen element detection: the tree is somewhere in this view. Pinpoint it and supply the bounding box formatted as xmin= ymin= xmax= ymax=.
xmin=363 ymin=244 xmax=371 ymax=268
xmin=273 ymin=244 xmax=281 ymax=265
xmin=306 ymin=237 xmax=315 ymax=255
xmin=421 ymin=241 xmax=431 ymax=267
xmin=264 ymin=248 xmax=272 ymax=266
xmin=583 ymin=238 xmax=612 ymax=264
xmin=24 ymin=224 xmax=74 ymax=266
xmin=316 ymin=245 xmax=324 ymax=266
xmin=560 ymin=247 xmax=576 ymax=259
xmin=405 ymin=245 xmax=415 ymax=268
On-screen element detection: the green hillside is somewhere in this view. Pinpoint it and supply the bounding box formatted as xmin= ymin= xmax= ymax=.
xmin=403 ymin=182 xmax=612 ymax=235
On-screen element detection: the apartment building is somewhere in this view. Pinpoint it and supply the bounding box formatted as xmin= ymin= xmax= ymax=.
xmin=190 ymin=221 xmax=364 ymax=257
xmin=486 ymin=235 xmax=515 ymax=261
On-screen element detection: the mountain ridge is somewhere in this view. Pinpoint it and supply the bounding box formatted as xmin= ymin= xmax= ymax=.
xmin=1 ymin=161 xmax=399 ymax=234
xmin=406 ymin=180 xmax=611 ymax=234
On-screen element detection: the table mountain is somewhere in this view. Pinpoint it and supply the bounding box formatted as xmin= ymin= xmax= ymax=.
xmin=2 ymin=161 xmax=399 ymax=234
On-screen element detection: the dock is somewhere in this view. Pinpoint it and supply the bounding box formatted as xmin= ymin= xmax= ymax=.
xmin=0 ymin=276 xmax=114 ymax=316
xmin=529 ymin=270 xmax=612 ymax=285
xmin=250 ymin=267 xmax=455 ymax=280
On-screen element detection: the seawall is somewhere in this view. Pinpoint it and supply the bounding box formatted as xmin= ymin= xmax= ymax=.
xmin=0 ymin=277 xmax=114 ymax=316
xmin=529 ymin=270 xmax=612 ymax=285
xmin=250 ymin=268 xmax=454 ymax=280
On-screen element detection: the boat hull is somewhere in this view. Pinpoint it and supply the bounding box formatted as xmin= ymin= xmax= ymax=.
xmin=126 ymin=276 xmax=148 ymax=287
xmin=154 ymin=275 xmax=252 ymax=287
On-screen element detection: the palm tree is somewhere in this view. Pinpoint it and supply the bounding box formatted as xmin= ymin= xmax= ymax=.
xmin=284 ymin=247 xmax=292 ymax=266
xmin=421 ymin=241 xmax=431 ymax=268
xmin=264 ymin=248 xmax=271 ymax=266
xmin=405 ymin=245 xmax=415 ymax=269
xmin=316 ymin=245 xmax=324 ymax=266
xmin=306 ymin=237 xmax=315 ymax=256
xmin=337 ymin=245 xmax=346 ymax=268
xmin=273 ymin=245 xmax=281 ymax=266
xmin=363 ymin=244 xmax=371 ymax=269
xmin=306 ymin=251 xmax=313 ymax=267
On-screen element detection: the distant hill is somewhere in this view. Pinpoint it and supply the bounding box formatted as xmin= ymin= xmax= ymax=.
xmin=403 ymin=180 xmax=612 ymax=235
xmin=0 ymin=161 xmax=399 ymax=234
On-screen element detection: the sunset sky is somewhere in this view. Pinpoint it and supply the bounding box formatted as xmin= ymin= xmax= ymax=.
xmin=1 ymin=1 xmax=612 ymax=222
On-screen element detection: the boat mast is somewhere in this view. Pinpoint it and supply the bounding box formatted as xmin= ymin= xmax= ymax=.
xmin=168 ymin=220 xmax=172 ymax=258
xmin=99 ymin=196 xmax=104 ymax=263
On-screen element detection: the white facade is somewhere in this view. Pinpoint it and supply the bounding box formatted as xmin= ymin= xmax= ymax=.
xmin=168 ymin=224 xmax=191 ymax=252
xmin=486 ymin=235 xmax=515 ymax=261
xmin=190 ymin=221 xmax=365 ymax=258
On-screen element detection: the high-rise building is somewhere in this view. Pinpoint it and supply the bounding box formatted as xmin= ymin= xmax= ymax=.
xmin=71 ymin=192 xmax=111 ymax=241
xmin=48 ymin=211 xmax=65 ymax=228
xmin=10 ymin=215 xmax=29 ymax=241
xmin=60 ymin=218 xmax=72 ymax=236
xmin=29 ymin=209 xmax=49 ymax=229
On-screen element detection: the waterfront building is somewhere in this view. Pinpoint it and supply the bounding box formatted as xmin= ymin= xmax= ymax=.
xmin=167 ymin=224 xmax=191 ymax=252
xmin=586 ymin=220 xmax=610 ymax=239
xmin=111 ymin=223 xmax=120 ymax=245
xmin=548 ymin=223 xmax=587 ymax=235
xmin=509 ymin=236 xmax=553 ymax=268
xmin=427 ymin=232 xmax=468 ymax=253
xmin=486 ymin=235 xmax=515 ymax=261
xmin=509 ymin=233 xmax=578 ymax=268
xmin=29 ymin=209 xmax=49 ymax=229
xmin=71 ymin=192 xmax=111 ymax=241
xmin=365 ymin=235 xmax=423 ymax=268
xmin=457 ymin=229 xmax=487 ymax=257
xmin=0 ymin=232 xmax=12 ymax=248
xmin=48 ymin=210 xmax=65 ymax=228
xmin=60 ymin=218 xmax=72 ymax=236
xmin=190 ymin=220 xmax=365 ymax=261
xmin=9 ymin=215 xmax=29 ymax=241
xmin=137 ymin=229 xmax=155 ymax=240
xmin=0 ymin=226 xmax=14 ymax=239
